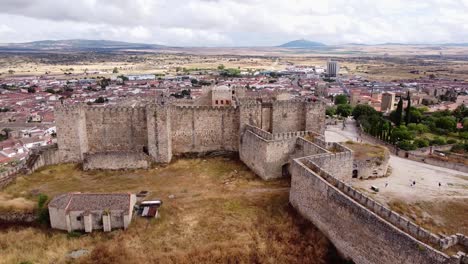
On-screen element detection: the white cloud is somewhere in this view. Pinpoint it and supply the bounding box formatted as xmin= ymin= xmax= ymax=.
xmin=0 ymin=0 xmax=467 ymax=46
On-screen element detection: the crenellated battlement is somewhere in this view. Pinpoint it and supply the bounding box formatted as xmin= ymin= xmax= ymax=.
xmin=172 ymin=104 xmax=238 ymax=111
xmin=289 ymin=140 xmax=467 ymax=264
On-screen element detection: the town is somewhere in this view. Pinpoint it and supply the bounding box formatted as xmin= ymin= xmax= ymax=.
xmin=1 ymin=53 xmax=467 ymax=169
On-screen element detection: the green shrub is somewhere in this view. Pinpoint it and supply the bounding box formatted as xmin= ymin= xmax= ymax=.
xmin=37 ymin=194 xmax=49 ymax=225
xmin=451 ymin=143 xmax=468 ymax=154
xmin=447 ymin=139 xmax=458 ymax=144
xmin=414 ymin=138 xmax=429 ymax=148
xmin=67 ymin=231 xmax=82 ymax=239
xmin=431 ymin=137 xmax=447 ymax=146
xmin=398 ymin=140 xmax=417 ymax=151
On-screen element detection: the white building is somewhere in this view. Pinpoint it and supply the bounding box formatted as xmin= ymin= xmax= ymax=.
xmin=211 ymin=85 xmax=233 ymax=106
xmin=327 ymin=60 xmax=340 ymax=78
xmin=126 ymin=74 xmax=156 ymax=81
xmin=48 ymin=193 xmax=137 ymax=233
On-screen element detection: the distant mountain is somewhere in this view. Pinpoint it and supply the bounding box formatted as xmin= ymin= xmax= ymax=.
xmin=278 ymin=39 xmax=326 ymax=48
xmin=0 ymin=39 xmax=166 ymax=51
xmin=441 ymin=43 xmax=468 ymax=46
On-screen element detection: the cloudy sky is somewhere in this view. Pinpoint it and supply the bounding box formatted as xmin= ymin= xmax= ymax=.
xmin=1 ymin=0 xmax=468 ymax=46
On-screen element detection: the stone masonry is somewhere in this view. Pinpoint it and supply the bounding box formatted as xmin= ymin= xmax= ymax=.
xmin=55 ymin=99 xmax=326 ymax=169
xmin=18 ymin=97 xmax=466 ymax=264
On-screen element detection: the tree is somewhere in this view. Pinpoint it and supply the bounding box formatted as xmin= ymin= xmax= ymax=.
xmin=391 ymin=125 xmax=414 ymax=143
xmin=398 ymin=140 xmax=417 ymax=151
xmin=113 ymin=67 xmax=119 ymax=74
xmin=326 ymin=106 xmax=337 ymax=116
xmin=394 ymin=98 xmax=404 ymax=126
xmin=453 ymin=105 xmax=468 ymax=121
xmin=217 ymin=64 xmax=225 ymax=70
xmin=405 ymin=91 xmax=411 ymax=125
xmin=408 ymin=107 xmax=423 ymax=123
xmin=435 ymin=116 xmax=457 ymax=132
xmin=27 ymin=87 xmax=36 ymax=93
xmin=336 ymin=104 xmax=353 ymax=118
xmin=352 ymin=104 xmax=377 ymax=120
xmin=414 ymin=138 xmax=429 ymax=148
xmin=334 ymin=94 xmax=348 ymax=105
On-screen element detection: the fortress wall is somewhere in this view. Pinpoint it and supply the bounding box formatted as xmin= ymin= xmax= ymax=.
xmin=171 ymin=106 xmax=239 ymax=154
xmin=0 ymin=166 xmax=22 ymax=189
xmin=85 ymin=107 xmax=148 ymax=153
xmin=289 ymin=158 xmax=453 ymax=264
xmin=292 ymin=137 xmax=329 ymax=159
xmin=241 ymin=127 xmax=327 ymax=180
xmin=271 ymin=101 xmax=306 ymax=133
xmin=29 ymin=145 xmax=61 ymax=173
xmin=239 ymin=130 xmax=269 ymax=178
xmin=55 ymin=106 xmax=88 ymax=162
xmin=260 ymin=106 xmax=272 ymax=132
xmin=147 ymin=106 xmax=172 ymax=163
xmin=306 ymin=151 xmax=354 ymax=182
xmin=239 ymin=102 xmax=263 ymax=133
xmin=83 ymin=152 xmax=150 ymax=170
xmin=264 ymin=138 xmax=297 ymax=179
xmin=305 ymin=101 xmax=326 ymax=135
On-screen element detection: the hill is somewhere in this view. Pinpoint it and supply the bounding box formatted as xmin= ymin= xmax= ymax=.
xmin=278 ymin=39 xmax=326 ymax=48
xmin=0 ymin=39 xmax=166 ymax=51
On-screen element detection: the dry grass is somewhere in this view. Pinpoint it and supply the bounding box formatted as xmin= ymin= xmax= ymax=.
xmin=389 ymin=198 xmax=468 ymax=235
xmin=0 ymin=193 xmax=35 ymax=212
xmin=0 ymin=157 xmax=348 ymax=264
xmin=344 ymin=141 xmax=387 ymax=161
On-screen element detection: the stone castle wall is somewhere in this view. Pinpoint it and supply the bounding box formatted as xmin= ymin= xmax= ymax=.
xmin=85 ymin=107 xmax=148 ymax=153
xmin=54 ymin=100 xmax=326 ymax=169
xmin=170 ymin=105 xmax=239 ymax=154
xmin=83 ymin=152 xmax=150 ymax=170
xmin=289 ymin=146 xmax=467 ymax=264
xmin=240 ymin=125 xmax=328 ymax=180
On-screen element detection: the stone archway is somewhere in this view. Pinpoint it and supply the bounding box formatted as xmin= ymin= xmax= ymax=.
xmin=352 ymin=169 xmax=358 ymax=178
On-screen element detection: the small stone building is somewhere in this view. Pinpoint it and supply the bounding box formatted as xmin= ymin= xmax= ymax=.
xmin=48 ymin=193 xmax=136 ymax=233
xmin=344 ymin=142 xmax=390 ymax=179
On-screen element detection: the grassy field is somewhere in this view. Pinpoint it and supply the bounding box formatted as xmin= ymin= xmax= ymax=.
xmin=0 ymin=157 xmax=347 ymax=264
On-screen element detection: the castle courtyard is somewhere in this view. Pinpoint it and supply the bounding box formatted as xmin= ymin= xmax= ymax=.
xmin=0 ymin=157 xmax=345 ymax=264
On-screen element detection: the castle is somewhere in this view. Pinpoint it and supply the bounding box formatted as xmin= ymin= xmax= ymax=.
xmin=55 ymin=99 xmax=325 ymax=178
xmin=5 ymin=97 xmax=465 ymax=263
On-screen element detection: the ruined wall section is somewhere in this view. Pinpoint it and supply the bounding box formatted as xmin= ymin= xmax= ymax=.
xmin=170 ymin=106 xmax=239 ymax=154
xmin=56 ymin=105 xmax=88 ymax=162
xmin=85 ymin=107 xmax=148 ymax=153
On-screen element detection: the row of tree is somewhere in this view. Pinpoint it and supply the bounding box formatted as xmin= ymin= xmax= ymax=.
xmin=327 ymin=93 xmax=467 ymax=151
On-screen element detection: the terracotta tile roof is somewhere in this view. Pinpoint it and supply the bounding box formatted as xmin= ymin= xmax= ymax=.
xmin=49 ymin=193 xmax=132 ymax=212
